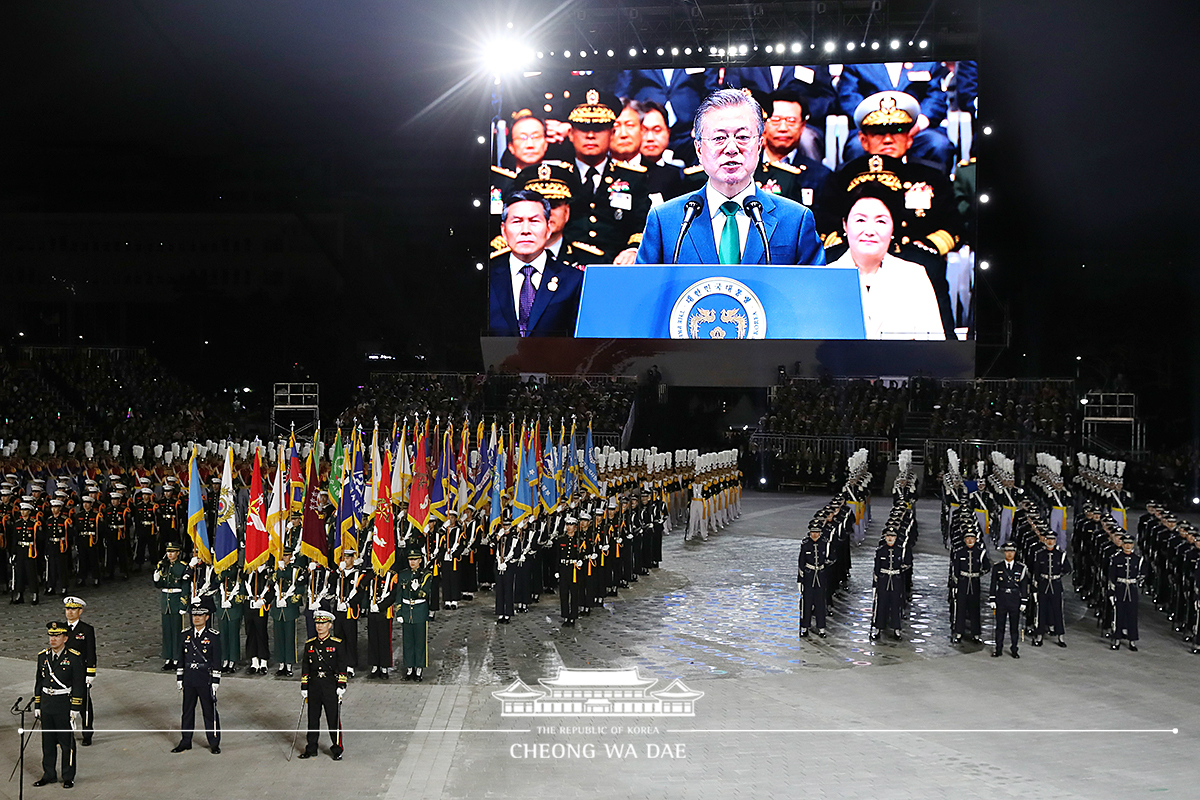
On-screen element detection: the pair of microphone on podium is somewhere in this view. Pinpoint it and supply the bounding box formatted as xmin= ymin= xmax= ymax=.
xmin=670 ymin=195 xmax=771 ymax=266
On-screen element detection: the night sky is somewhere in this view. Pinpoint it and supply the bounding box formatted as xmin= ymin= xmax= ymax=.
xmin=4 ymin=0 xmax=1198 ymax=444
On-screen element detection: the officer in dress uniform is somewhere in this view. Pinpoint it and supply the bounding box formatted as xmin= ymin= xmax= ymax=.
xmin=989 ymin=542 xmax=1030 ymax=658
xmin=153 ymin=542 xmax=191 ymax=670
xmin=244 ymin=559 xmax=274 ymax=674
xmin=949 ymin=527 xmax=991 ymax=643
xmin=1109 ymin=535 xmax=1148 ymax=651
xmin=872 ymin=529 xmax=906 ymax=639
xmin=797 ymin=525 xmax=829 ymax=637
xmin=331 ymin=547 xmax=363 ymax=677
xmin=299 ymin=609 xmax=347 ymax=760
xmin=366 ymin=559 xmax=398 ymax=679
xmin=1032 ymin=531 xmax=1071 ymax=647
xmin=172 ymin=604 xmax=222 ymax=754
xmin=562 ymin=89 xmax=651 ymax=263
xmin=33 ymin=621 xmax=85 ymax=788
xmin=494 ymin=519 xmax=517 ymax=623
xmin=42 ymin=500 xmax=71 ymax=596
xmin=557 ymin=515 xmax=582 ymax=627
xmin=397 ymin=548 xmax=433 ymax=681
xmin=10 ymin=501 xmax=41 ymax=604
xmin=62 ymin=596 xmax=97 ymax=746
xmin=74 ymin=494 xmax=103 ymax=587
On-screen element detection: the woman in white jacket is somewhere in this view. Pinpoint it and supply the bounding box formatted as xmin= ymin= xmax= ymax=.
xmin=830 ymin=184 xmax=945 ymax=340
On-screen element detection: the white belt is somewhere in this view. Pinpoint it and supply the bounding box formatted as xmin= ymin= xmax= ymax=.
xmin=880 ymin=569 xmax=901 ymax=575
xmin=161 ymin=588 xmax=183 ymax=593
xmin=402 ymin=599 xmax=427 ymax=605
xmin=1117 ymin=578 xmax=1138 ymax=584
xmin=42 ymin=688 xmax=71 ymax=696
xmin=960 ymin=571 xmax=981 ymax=577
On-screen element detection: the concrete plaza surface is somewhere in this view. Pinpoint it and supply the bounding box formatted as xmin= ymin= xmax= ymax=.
xmin=2 ymin=493 xmax=1196 ymax=799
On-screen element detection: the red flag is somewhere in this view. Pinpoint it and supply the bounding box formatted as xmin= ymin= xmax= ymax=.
xmin=373 ymin=450 xmax=396 ymax=573
xmin=299 ymin=453 xmax=328 ymax=568
xmin=245 ymin=449 xmax=269 ymax=570
xmin=407 ymin=421 xmax=430 ymax=533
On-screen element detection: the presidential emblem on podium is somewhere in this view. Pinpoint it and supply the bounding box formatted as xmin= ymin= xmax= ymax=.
xmin=669 ymin=277 xmax=766 ymax=339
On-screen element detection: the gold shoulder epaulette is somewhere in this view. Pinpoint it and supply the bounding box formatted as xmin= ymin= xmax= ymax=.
xmin=571 ymin=241 xmax=604 ymax=256
xmin=823 ymin=231 xmax=844 ymax=248
xmin=489 ymin=235 xmax=507 ymax=251
xmin=330 ymin=637 xmax=342 ymax=643
xmin=306 ymin=636 xmax=318 ymax=643
xmin=616 ymin=161 xmax=647 ymax=173
xmin=68 ymin=648 xmax=82 ymax=656
xmin=772 ymin=161 xmax=803 ymax=175
xmin=491 ymin=245 xmax=511 ymax=259
xmin=959 ymin=156 xmax=976 ymax=167
xmin=683 ymin=164 xmax=705 ymax=176
xmin=490 ymin=165 xmax=518 ymax=178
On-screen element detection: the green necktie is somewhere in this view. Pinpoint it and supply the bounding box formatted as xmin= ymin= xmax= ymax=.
xmin=718 ymin=200 xmax=741 ymax=265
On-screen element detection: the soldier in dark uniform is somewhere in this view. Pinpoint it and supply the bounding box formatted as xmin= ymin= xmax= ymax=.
xmin=157 ymin=482 xmax=184 ymax=560
xmin=989 ymin=542 xmax=1031 ymax=658
xmin=365 ymin=560 xmax=397 ymax=679
xmin=74 ymin=494 xmax=103 ymax=588
xmin=42 ymin=499 xmax=71 ymax=596
xmin=949 ymin=527 xmax=991 ymax=643
xmin=132 ymin=486 xmax=158 ymax=569
xmin=172 ymin=604 xmax=222 ymax=754
xmin=494 ymin=520 xmax=517 ymax=623
xmin=557 ymin=515 xmax=582 ymax=627
xmin=154 ymin=542 xmax=191 ymax=670
xmin=872 ymin=530 xmax=905 ymax=639
xmin=33 ymin=621 xmax=85 ymax=788
xmin=397 ymin=548 xmax=433 ymax=681
xmin=797 ymin=525 xmax=829 ymax=637
xmin=62 ymin=596 xmax=97 ymax=746
xmin=562 ymin=89 xmax=652 ymax=263
xmin=244 ymin=560 xmax=273 ymax=674
xmin=10 ymin=501 xmax=41 ymax=604
xmin=331 ymin=547 xmax=364 ymax=677
xmin=1032 ymin=531 xmax=1071 ymax=647
xmin=1109 ymin=535 xmax=1148 ymax=651
xmin=820 ymin=91 xmax=961 ymax=337
xmin=299 ymin=609 xmax=347 ymax=759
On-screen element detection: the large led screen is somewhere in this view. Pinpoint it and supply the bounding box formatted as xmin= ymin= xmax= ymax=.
xmin=487 ymin=60 xmax=978 ymax=344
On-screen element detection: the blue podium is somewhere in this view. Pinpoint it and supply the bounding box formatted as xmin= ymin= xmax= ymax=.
xmin=573 ymin=264 xmax=866 ymax=340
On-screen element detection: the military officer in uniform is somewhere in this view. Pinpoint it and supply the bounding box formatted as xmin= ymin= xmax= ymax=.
xmin=10 ymin=501 xmax=41 ymax=604
xmin=172 ymin=604 xmax=222 ymax=754
xmin=62 ymin=596 xmax=97 ymax=746
xmin=331 ymin=547 xmax=364 ymax=677
xmin=299 ymin=609 xmax=347 ymax=760
xmin=74 ymin=494 xmax=103 ymax=587
xmin=216 ymin=564 xmax=246 ymax=673
xmin=396 ymin=548 xmax=432 ymax=681
xmin=272 ymin=549 xmax=305 ymax=677
xmin=871 ymin=529 xmax=906 ymax=639
xmin=797 ymin=525 xmax=829 ymax=638
xmin=153 ymin=542 xmax=191 ymax=670
xmin=562 ymin=89 xmax=651 ymax=264
xmin=989 ymin=542 xmax=1031 ymax=658
xmin=494 ymin=160 xmax=608 ymax=268
xmin=243 ymin=560 xmax=274 ymax=674
xmin=949 ymin=528 xmax=991 ymax=643
xmin=42 ymin=499 xmax=71 ymax=596
xmin=33 ymin=620 xmax=85 ymax=788
xmin=366 ymin=559 xmax=398 ymax=679
xmin=1109 ymin=534 xmax=1148 ymax=651
xmin=558 ymin=515 xmax=582 ymax=627
xmin=1032 ymin=530 xmax=1071 ymax=647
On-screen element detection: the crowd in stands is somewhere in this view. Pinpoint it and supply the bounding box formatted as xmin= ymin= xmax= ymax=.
xmin=926 ymin=380 xmax=1075 ymax=443
xmin=757 ymin=379 xmax=905 ymax=437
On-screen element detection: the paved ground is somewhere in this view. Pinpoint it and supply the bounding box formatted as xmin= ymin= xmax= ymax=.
xmin=2 ymin=493 xmax=1196 ymax=799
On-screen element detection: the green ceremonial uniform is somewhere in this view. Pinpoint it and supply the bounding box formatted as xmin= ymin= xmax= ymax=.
xmin=216 ymin=567 xmax=247 ymax=666
xmin=272 ymin=562 xmax=304 ymax=666
xmin=396 ymin=566 xmax=432 ymax=673
xmin=154 ymin=557 xmax=191 ymax=661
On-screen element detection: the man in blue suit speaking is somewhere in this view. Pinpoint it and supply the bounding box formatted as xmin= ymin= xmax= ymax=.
xmin=634 ymin=89 xmax=826 ymax=267
xmin=489 ymin=189 xmax=583 ymax=337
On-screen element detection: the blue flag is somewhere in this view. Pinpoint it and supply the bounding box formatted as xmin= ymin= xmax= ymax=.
xmin=187 ymin=449 xmax=212 ymax=564
xmin=581 ymin=423 xmax=600 ymax=497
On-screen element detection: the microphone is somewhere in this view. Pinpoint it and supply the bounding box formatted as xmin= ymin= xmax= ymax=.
xmin=11 ymin=697 xmax=22 ymax=713
xmin=671 ymin=198 xmax=704 ymax=265
xmin=743 ymin=197 xmax=770 ymax=265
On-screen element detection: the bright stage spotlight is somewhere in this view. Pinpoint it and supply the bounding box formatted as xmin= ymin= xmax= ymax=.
xmin=475 ymin=262 xmax=484 ymax=271
xmin=979 ymin=260 xmax=990 ymax=270
xmin=870 ymin=41 xmax=880 ymax=50
xmin=739 ymin=44 xmax=748 ymax=54
xmin=472 ymin=199 xmax=481 ymax=208
xmin=684 ymin=47 xmax=692 ymax=54
xmin=657 ymin=47 xmax=665 ymax=56
xmin=983 ymin=125 xmax=993 ymax=135
xmin=846 ymin=42 xmax=856 ymax=51
xmin=792 ymin=42 xmax=802 ymax=53
xmin=563 ymin=50 xmax=570 ymax=58
xmin=765 ymin=45 xmax=773 ymax=53
xmin=606 ymin=49 xmax=614 ymax=57
xmin=629 ymin=47 xmax=637 ymax=57
xmin=890 ymin=39 xmax=900 ymax=49
xmin=776 ymin=43 xmax=784 ymax=53
xmin=476 ymin=135 xmax=485 ymax=144
xmin=979 ymin=193 xmax=990 ymax=204
xmin=919 ymin=39 xmax=928 ymax=48
xmin=481 ymin=38 xmax=534 ymax=76
xmin=671 ymin=47 xmax=679 ymax=55
xmin=823 ymin=41 xmax=836 ymax=52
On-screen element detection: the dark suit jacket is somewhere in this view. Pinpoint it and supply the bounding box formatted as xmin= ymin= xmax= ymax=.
xmin=634 ymin=188 xmax=826 ymax=266
xmin=724 ymin=65 xmax=838 ymax=127
xmin=489 ymin=253 xmax=584 ymax=337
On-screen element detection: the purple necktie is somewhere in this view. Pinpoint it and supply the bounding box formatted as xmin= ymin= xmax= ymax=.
xmin=518 ymin=264 xmax=536 ymax=337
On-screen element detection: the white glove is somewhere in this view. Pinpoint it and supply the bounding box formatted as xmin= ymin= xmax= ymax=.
xmin=191 ymin=596 xmax=202 ymax=604
xmin=177 ymin=681 xmax=183 ymax=692
xmin=337 ymin=601 xmax=348 ymax=611
xmin=190 ymin=557 xmax=200 ymax=567
xmin=370 ymin=603 xmax=379 ymax=613
xmin=989 ymin=602 xmax=996 ymax=610
xmin=86 ymin=676 xmax=94 ymax=687
xmin=211 ymin=685 xmax=218 ymax=699
xmin=1020 ymin=605 xmax=1026 ymax=614
xmin=222 ymin=599 xmax=233 ymax=609
xmin=251 ymin=600 xmax=263 ymax=610
xmin=71 ymin=711 xmax=80 ymax=730
xmin=797 ymin=583 xmax=803 ymax=593
xmin=337 ymin=687 xmax=346 ymax=700
xmin=276 ymin=597 xmax=286 ymax=608
xmin=309 ymin=562 xmax=318 ymax=571
xmin=498 ymin=563 xmax=507 ymax=573
xmin=518 ymin=556 xmax=525 ymax=565
xmin=34 ymin=709 xmax=41 ymax=719
xmin=301 ymin=689 xmax=308 ymax=700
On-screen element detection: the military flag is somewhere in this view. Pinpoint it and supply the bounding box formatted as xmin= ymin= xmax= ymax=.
xmin=213 ymin=447 xmax=240 ymax=573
